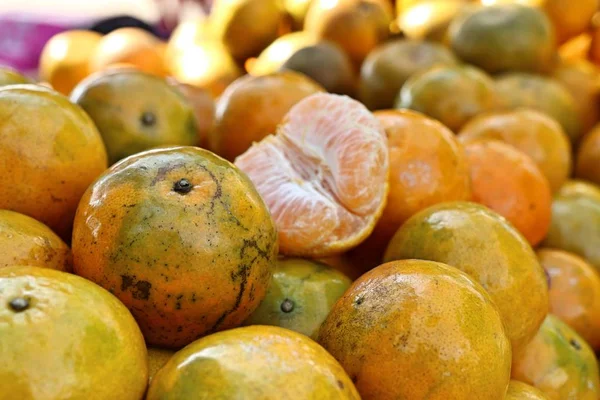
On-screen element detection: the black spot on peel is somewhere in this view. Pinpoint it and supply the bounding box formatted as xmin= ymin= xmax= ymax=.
xmin=570 ymin=338 xmax=582 ymax=350
xmin=120 ymin=275 xmax=152 ymax=300
xmin=9 ymin=297 xmax=29 ymax=312
xmin=337 ymin=380 xmax=345 ymax=390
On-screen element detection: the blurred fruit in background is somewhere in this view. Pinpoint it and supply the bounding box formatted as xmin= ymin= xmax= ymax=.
xmin=396 ymin=0 xmax=474 ymax=42
xmin=577 ymin=124 xmax=600 ymax=185
xmin=248 ymin=31 xmax=318 ymax=75
xmin=0 ymin=67 xmax=32 ymax=86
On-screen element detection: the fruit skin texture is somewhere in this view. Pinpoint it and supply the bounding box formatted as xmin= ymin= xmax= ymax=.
xmin=495 ymin=73 xmax=582 ymax=144
xmin=543 ymin=180 xmax=600 ymax=270
xmin=464 ymin=140 xmax=552 ymax=246
xmin=0 ymin=266 xmax=148 ymax=400
xmin=359 ymin=39 xmax=458 ymax=111
xmin=71 ymin=69 xmax=199 ymax=165
xmin=38 ymin=30 xmax=102 ymax=95
xmin=243 ymin=258 xmax=352 ymax=338
xmin=72 ymin=146 xmax=278 ymax=348
xmin=0 ymin=210 xmax=71 ymax=272
xmin=0 ymin=67 xmax=32 ymax=86
xmin=384 ymin=202 xmax=549 ymax=355
xmin=397 ymin=64 xmax=497 ymax=132
xmin=211 ymin=71 xmax=324 ymax=161
xmin=449 ymin=4 xmax=555 ymax=74
xmin=0 ymin=84 xmax=108 ymax=241
xmin=512 ymin=314 xmax=600 ymax=400
xmin=147 ymin=325 xmax=360 ymax=400
xmin=317 ymin=259 xmax=512 ymax=400
xmin=458 ymin=108 xmax=572 ymax=193
xmin=576 ymin=124 xmax=600 ymax=186
xmin=537 ymin=248 xmax=600 ymax=350
xmin=505 ymin=381 xmax=550 ymax=400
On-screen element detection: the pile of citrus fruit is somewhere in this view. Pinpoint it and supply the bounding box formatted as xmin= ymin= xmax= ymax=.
xmin=4 ymin=0 xmax=600 ymax=399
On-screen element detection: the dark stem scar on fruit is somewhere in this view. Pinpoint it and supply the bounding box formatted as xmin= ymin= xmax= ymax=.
xmin=354 ymin=296 xmax=364 ymax=306
xmin=280 ymin=298 xmax=295 ymax=313
xmin=570 ymin=338 xmax=582 ymax=350
xmin=8 ymin=297 xmax=29 ymax=312
xmin=140 ymin=111 xmax=157 ymax=127
xmin=173 ymin=178 xmax=193 ymax=194
xmin=120 ymin=274 xmax=152 ymax=300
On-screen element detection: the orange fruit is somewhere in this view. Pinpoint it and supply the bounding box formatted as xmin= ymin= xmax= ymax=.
xmin=358 ymin=39 xmax=458 ymax=111
xmin=464 ymin=141 xmax=552 ymax=246
xmin=505 ymin=381 xmax=550 ymax=400
xmin=352 ymin=109 xmax=472 ymax=269
xmin=449 ymin=4 xmax=556 ymax=74
xmin=0 ymin=266 xmax=148 ymax=399
xmin=72 ymin=146 xmax=278 ymax=348
xmin=537 ymin=248 xmax=600 ymax=350
xmin=397 ymin=64 xmax=498 ymax=132
xmin=576 ymin=124 xmax=600 ymax=185
xmin=319 ymin=253 xmax=367 ymax=280
xmin=243 ymin=258 xmax=351 ymax=338
xmin=542 ymin=0 xmax=597 ymax=45
xmin=147 ymin=325 xmax=360 ymax=399
xmin=543 ymin=180 xmax=600 ymax=269
xmin=210 ymin=71 xmax=324 ymax=161
xmin=304 ymin=0 xmax=393 ymax=67
xmin=0 ymin=67 xmax=32 ymax=87
xmin=512 ymin=314 xmax=600 ymax=400
xmin=397 ymin=1 xmax=475 ymax=42
xmin=458 ymin=109 xmax=572 ymax=193
xmin=71 ymin=69 xmax=199 ymax=165
xmin=384 ymin=202 xmax=549 ymax=355
xmin=318 ymin=259 xmax=512 ymax=400
xmin=0 ymin=84 xmax=108 ymax=240
xmin=495 ymin=73 xmax=582 ymax=144
xmin=559 ymin=33 xmax=592 ymax=62
xmin=90 ymin=27 xmax=167 ymax=77
xmin=235 ymin=93 xmax=389 ymax=257
xmin=551 ymin=59 xmax=600 ymax=134
xmin=147 ymin=347 xmax=175 ymax=383
xmin=248 ymin=31 xmax=318 ymax=75
xmin=0 ymin=210 xmax=71 ymax=272
xmin=38 ymin=30 xmax=102 ymax=95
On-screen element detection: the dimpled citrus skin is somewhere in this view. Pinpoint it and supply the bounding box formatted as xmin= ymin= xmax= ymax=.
xmin=0 ymin=210 xmax=71 ymax=271
xmin=537 ymin=249 xmax=600 ymax=350
xmin=384 ymin=202 xmax=549 ymax=355
xmin=243 ymin=258 xmax=352 ymax=338
xmin=512 ymin=315 xmax=600 ymax=400
xmin=0 ymin=84 xmax=108 ymax=241
xmin=147 ymin=325 xmax=360 ymax=400
xmin=543 ymin=180 xmax=600 ymax=270
xmin=235 ymin=93 xmax=389 ymax=257
xmin=72 ymin=146 xmax=278 ymax=348
xmin=505 ymin=381 xmax=550 ymax=400
xmin=458 ymin=108 xmax=572 ymax=193
xmin=317 ymin=259 xmax=512 ymax=400
xmin=0 ymin=266 xmax=148 ymax=400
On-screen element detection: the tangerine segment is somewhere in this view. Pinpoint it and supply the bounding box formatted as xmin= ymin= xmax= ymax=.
xmin=235 ymin=93 xmax=389 ymax=257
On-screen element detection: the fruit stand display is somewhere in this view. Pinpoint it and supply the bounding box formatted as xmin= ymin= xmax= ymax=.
xmin=3 ymin=0 xmax=600 ymax=399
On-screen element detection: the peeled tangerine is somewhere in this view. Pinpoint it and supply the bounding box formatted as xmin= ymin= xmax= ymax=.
xmin=235 ymin=93 xmax=389 ymax=257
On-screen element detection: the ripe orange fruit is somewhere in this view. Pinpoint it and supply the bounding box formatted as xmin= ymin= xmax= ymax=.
xmin=235 ymin=93 xmax=389 ymax=257
xmin=352 ymin=109 xmax=472 ymax=269
xmin=304 ymin=0 xmax=392 ymax=67
xmin=512 ymin=314 xmax=600 ymax=400
xmin=0 ymin=84 xmax=108 ymax=240
xmin=464 ymin=141 xmax=552 ymax=246
xmin=576 ymin=124 xmax=600 ymax=185
xmin=542 ymin=0 xmax=597 ymax=45
xmin=537 ymin=248 xmax=600 ymax=350
xmin=38 ymin=30 xmax=102 ymax=95
xmin=384 ymin=202 xmax=549 ymax=355
xmin=248 ymin=31 xmax=318 ymax=75
xmin=210 ymin=71 xmax=324 ymax=161
xmin=90 ymin=28 xmax=167 ymax=77
xmin=505 ymin=381 xmax=550 ymax=400
xmin=72 ymin=146 xmax=278 ymax=348
xmin=0 ymin=210 xmax=71 ymax=272
xmin=397 ymin=1 xmax=473 ymax=42
xmin=543 ymin=180 xmax=600 ymax=269
xmin=359 ymin=39 xmax=458 ymax=110
xmin=458 ymin=108 xmax=572 ymax=193
xmin=243 ymin=258 xmax=351 ymax=338
xmin=495 ymin=72 xmax=582 ymax=144
xmin=397 ymin=64 xmax=497 ymax=132
xmin=318 ymin=259 xmax=512 ymax=400
xmin=0 ymin=266 xmax=148 ymax=399
xmin=71 ymin=69 xmax=199 ymax=165
xmin=147 ymin=325 xmax=360 ymax=399
xmin=449 ymin=4 xmax=556 ymax=74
